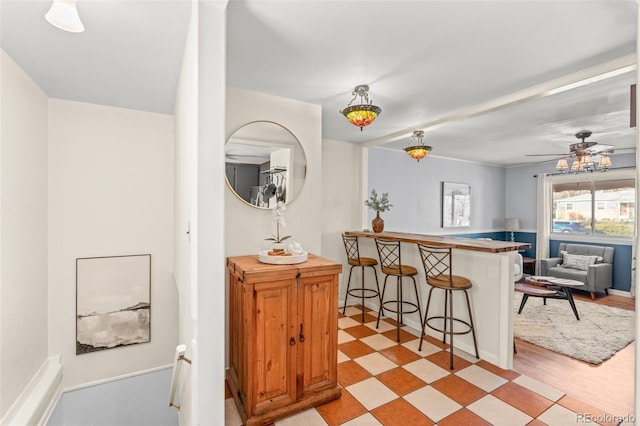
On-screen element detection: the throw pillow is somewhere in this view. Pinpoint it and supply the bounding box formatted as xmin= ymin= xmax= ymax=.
xmin=560 ymin=250 xmax=603 ymax=263
xmin=562 ymin=253 xmax=599 ymax=271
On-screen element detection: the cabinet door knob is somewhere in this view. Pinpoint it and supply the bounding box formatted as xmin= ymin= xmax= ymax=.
xmin=289 ymin=337 xmax=296 ymax=346
xmin=299 ymin=324 xmax=305 ymax=342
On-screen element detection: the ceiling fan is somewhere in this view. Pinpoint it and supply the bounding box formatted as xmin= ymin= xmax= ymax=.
xmin=525 ymin=130 xmax=629 ymax=171
xmin=527 ymin=130 xmax=614 ymax=160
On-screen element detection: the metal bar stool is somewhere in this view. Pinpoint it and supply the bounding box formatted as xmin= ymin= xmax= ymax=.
xmin=342 ymin=234 xmax=382 ymax=322
xmin=417 ymin=243 xmax=479 ymax=369
xmin=375 ymin=238 xmax=422 ymax=342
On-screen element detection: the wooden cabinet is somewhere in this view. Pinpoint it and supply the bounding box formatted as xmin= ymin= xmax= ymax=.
xmin=227 ymin=254 xmax=342 ymax=426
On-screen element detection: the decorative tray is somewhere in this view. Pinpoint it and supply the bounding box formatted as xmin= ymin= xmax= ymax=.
xmin=258 ymin=250 xmax=308 ymax=265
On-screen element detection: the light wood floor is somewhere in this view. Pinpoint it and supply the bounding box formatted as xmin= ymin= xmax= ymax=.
xmin=512 ymin=291 xmax=635 ymax=417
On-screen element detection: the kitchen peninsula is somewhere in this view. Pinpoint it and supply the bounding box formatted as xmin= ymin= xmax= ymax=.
xmin=344 ymin=230 xmax=530 ymax=369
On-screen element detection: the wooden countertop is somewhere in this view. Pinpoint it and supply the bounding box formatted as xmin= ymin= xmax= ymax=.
xmin=344 ymin=230 xmax=530 ymax=253
xmin=227 ymin=253 xmax=342 ymax=283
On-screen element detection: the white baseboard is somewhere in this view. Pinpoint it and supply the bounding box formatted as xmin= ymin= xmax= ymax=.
xmin=608 ymin=288 xmax=632 ymax=298
xmin=1 ymin=356 xmax=63 ymax=426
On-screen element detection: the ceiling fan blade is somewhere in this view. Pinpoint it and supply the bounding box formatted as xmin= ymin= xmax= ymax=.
xmin=611 ymin=147 xmax=636 ymax=152
xmin=525 ymin=156 xmax=568 ymax=166
xmin=585 ymin=144 xmax=615 ymax=154
xmin=525 ymin=153 xmax=571 ymax=157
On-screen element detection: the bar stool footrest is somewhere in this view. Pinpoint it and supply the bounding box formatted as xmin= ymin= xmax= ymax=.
xmin=425 ymin=315 xmax=474 ymax=336
xmin=347 ymin=288 xmax=380 ymax=299
xmin=381 ymin=300 xmax=420 ymax=316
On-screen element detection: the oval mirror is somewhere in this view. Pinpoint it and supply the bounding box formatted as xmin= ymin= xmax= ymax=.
xmin=225 ymin=121 xmax=307 ymax=209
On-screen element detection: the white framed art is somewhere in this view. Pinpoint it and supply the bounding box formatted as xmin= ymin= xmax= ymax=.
xmin=76 ymin=254 xmax=151 ymax=354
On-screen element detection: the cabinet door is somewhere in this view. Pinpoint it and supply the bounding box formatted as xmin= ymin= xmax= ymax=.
xmin=252 ymin=280 xmax=297 ymax=415
xmin=297 ymin=274 xmax=338 ymax=398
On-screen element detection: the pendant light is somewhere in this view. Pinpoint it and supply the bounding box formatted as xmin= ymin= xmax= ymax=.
xmin=404 ymin=130 xmax=432 ymax=162
xmin=340 ymin=85 xmax=382 ymax=131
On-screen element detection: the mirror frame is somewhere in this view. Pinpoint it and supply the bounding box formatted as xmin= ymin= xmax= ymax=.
xmin=224 ymin=120 xmax=307 ymax=209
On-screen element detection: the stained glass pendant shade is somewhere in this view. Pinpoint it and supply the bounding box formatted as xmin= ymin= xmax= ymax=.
xmin=340 ymin=85 xmax=382 ymax=130
xmin=404 ymin=130 xmax=432 ymax=162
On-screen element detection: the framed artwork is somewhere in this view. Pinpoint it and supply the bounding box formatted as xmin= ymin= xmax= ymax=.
xmin=76 ymin=254 xmax=151 ymax=354
xmin=441 ymin=182 xmax=471 ymax=228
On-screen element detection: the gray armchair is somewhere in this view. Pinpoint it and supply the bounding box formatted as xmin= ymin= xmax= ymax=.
xmin=539 ymin=243 xmax=614 ymax=300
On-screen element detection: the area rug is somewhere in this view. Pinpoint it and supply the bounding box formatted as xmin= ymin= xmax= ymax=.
xmin=513 ymin=292 xmax=635 ymax=364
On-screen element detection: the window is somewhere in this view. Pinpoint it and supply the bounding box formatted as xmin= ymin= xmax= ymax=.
xmin=552 ymin=177 xmax=635 ymax=237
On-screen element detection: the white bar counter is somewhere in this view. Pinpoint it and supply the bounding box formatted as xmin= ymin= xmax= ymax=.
xmin=344 ymin=231 xmax=530 ymax=369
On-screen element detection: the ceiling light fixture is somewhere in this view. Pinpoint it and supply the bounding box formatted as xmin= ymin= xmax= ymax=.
xmin=404 ymin=130 xmax=432 ymax=162
xmin=555 ymin=158 xmax=568 ymax=173
xmin=45 ymin=0 xmax=84 ymax=33
xmin=566 ymin=154 xmax=614 ymax=173
xmin=598 ymin=155 xmax=612 ymax=170
xmin=340 ymin=85 xmax=381 ymax=131
xmin=570 ymin=158 xmax=584 ymax=172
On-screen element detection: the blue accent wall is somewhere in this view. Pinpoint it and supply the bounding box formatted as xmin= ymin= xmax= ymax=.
xmin=451 ymin=231 xmax=537 ymax=259
xmin=549 ymin=240 xmax=632 ymax=292
xmin=512 ymin=232 xmax=536 ymax=259
xmin=450 ymin=231 xmax=505 ymax=240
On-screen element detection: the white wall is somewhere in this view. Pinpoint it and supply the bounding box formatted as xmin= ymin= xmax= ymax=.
xmin=321 ymin=138 xmax=363 ymax=305
xmin=47 ymin=99 xmax=177 ymax=388
xmin=195 ymin=2 xmax=228 ymax=425
xmin=225 ymin=87 xmax=323 ymax=256
xmin=368 ymin=149 xmax=507 ymax=234
xmin=0 ymin=50 xmax=50 ymax=419
xmin=173 ymin=1 xmax=198 ymax=423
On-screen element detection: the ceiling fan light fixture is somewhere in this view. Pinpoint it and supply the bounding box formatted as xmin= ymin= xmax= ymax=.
xmin=45 ymin=0 xmax=84 ymax=33
xmin=598 ymin=155 xmax=612 ymax=170
xmin=570 ymin=159 xmax=584 ymax=172
xmin=404 ymin=130 xmax=432 ymax=162
xmin=555 ymin=158 xmax=568 ymax=173
xmin=340 ymin=85 xmax=381 ymax=131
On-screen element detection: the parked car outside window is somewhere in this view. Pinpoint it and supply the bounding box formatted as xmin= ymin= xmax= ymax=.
xmin=552 ymin=220 xmax=587 ymax=233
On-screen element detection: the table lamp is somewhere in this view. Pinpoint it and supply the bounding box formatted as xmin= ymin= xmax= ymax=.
xmin=504 ymin=218 xmax=520 ymax=242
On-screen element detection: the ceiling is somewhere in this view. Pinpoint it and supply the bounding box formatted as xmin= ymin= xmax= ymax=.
xmin=1 ymin=1 xmax=637 ymax=167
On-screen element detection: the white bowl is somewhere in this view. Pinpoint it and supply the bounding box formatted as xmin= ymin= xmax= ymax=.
xmin=258 ymin=250 xmax=308 ymax=265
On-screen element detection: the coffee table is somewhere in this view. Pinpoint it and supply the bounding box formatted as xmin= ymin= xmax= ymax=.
xmin=515 ymin=276 xmax=585 ymax=320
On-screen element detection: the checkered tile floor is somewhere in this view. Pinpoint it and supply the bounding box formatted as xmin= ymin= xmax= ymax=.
xmin=225 ymin=305 xmax=622 ymax=426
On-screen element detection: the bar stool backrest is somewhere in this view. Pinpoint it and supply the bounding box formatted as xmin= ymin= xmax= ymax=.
xmin=418 ymin=243 xmax=454 ymax=285
xmin=342 ymin=234 xmax=361 ymax=263
xmin=375 ymin=238 xmax=403 ymax=270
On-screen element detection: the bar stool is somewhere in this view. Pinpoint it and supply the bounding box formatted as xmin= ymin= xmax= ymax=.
xmin=341 ymin=234 xmax=382 ymax=322
xmin=375 ymin=238 xmax=423 ymax=342
xmin=417 ymin=243 xmax=479 ymax=369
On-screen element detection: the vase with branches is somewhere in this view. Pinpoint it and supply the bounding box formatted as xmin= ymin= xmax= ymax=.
xmin=364 ymin=189 xmax=392 ymax=233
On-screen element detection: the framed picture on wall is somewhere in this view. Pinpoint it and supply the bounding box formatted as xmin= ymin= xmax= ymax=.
xmin=441 ymin=182 xmax=471 ymax=228
xmin=76 ymin=254 xmax=151 ymax=355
